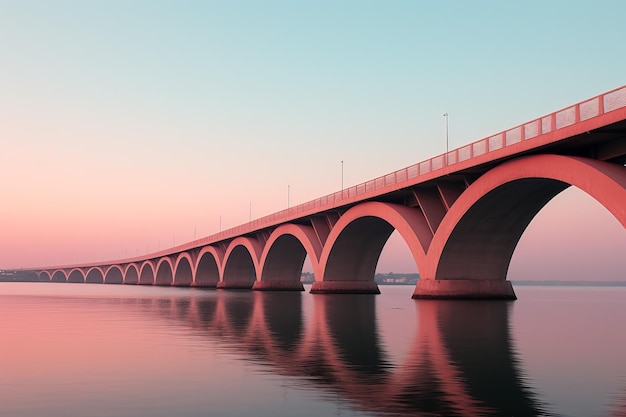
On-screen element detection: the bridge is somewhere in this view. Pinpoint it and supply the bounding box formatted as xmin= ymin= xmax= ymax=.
xmin=22 ymin=86 xmax=626 ymax=299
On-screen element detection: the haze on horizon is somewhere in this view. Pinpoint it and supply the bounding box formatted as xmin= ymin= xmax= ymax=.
xmin=1 ymin=1 xmax=625 ymax=280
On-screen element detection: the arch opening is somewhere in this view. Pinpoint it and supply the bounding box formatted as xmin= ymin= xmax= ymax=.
xmin=51 ymin=271 xmax=66 ymax=282
xmin=323 ymin=216 xmax=395 ymax=283
xmin=68 ymin=269 xmax=85 ymax=283
xmin=437 ymin=179 xmax=569 ymax=281
xmin=376 ymin=230 xmax=420 ymax=287
xmin=174 ymin=257 xmax=193 ymax=287
xmin=86 ymin=269 xmax=104 ymax=284
xmin=125 ymin=265 xmax=139 ymax=285
xmin=258 ymin=234 xmax=306 ymax=291
xmin=222 ymin=245 xmax=256 ymax=287
xmin=39 ymin=271 xmax=51 ymax=282
xmin=196 ymin=252 xmax=219 ymax=287
xmin=156 ymin=261 xmax=173 ymax=286
xmin=139 ymin=264 xmax=155 ymax=285
xmin=509 ymin=187 xmax=626 ymax=282
xmin=104 ymin=267 xmax=123 ymax=284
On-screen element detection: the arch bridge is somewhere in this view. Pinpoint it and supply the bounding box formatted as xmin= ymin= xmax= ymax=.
xmin=26 ymin=86 xmax=626 ymax=299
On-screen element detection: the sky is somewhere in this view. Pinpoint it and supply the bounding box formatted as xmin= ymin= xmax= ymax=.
xmin=1 ymin=0 xmax=625 ymax=279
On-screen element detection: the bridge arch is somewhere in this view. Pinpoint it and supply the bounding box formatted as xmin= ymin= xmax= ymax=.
xmin=219 ymin=237 xmax=262 ymax=289
xmin=39 ymin=271 xmax=51 ymax=281
xmin=414 ymin=155 xmax=626 ymax=298
xmin=68 ymin=269 xmax=85 ymax=283
xmin=195 ymin=246 xmax=222 ymax=287
xmin=313 ymin=202 xmax=429 ymax=294
xmin=104 ymin=266 xmax=123 ymax=284
xmin=51 ymin=270 xmax=67 ymax=282
xmin=155 ymin=258 xmax=174 ymax=286
xmin=139 ymin=261 xmax=155 ymax=285
xmin=86 ymin=267 xmax=104 ymax=283
xmin=124 ymin=264 xmax=139 ymax=284
xmin=255 ymin=224 xmax=322 ymax=291
xmin=173 ymin=253 xmax=193 ymax=287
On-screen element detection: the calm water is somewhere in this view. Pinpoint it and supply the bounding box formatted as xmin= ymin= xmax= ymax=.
xmin=1 ymin=283 xmax=625 ymax=417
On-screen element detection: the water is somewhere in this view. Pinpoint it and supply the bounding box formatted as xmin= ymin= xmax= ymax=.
xmin=1 ymin=283 xmax=625 ymax=417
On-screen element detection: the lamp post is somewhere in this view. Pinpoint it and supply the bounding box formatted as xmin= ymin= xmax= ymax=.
xmin=443 ymin=112 xmax=449 ymax=164
xmin=341 ymin=160 xmax=344 ymax=191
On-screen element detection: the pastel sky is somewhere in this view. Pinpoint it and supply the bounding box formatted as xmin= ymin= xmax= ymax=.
xmin=1 ymin=1 xmax=625 ymax=279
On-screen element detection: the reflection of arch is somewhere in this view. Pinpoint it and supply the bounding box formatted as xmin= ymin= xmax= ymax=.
xmin=104 ymin=266 xmax=123 ymax=284
xmin=219 ymin=237 xmax=262 ymax=289
xmin=51 ymin=270 xmax=67 ymax=282
xmin=124 ymin=264 xmax=139 ymax=285
xmin=68 ymin=269 xmax=85 ymax=283
xmin=161 ymin=291 xmax=545 ymax=416
xmin=85 ymin=267 xmax=104 ymax=283
xmin=194 ymin=246 xmax=223 ymax=287
xmin=312 ymin=202 xmax=427 ymax=294
xmin=173 ymin=253 xmax=193 ymax=287
xmin=155 ymin=258 xmax=174 ymax=286
xmin=414 ymin=155 xmax=626 ymax=298
xmin=255 ymin=224 xmax=322 ymax=291
xmin=139 ymin=261 xmax=155 ymax=285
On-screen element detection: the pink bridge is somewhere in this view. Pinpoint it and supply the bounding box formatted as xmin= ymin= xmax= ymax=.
xmin=28 ymin=86 xmax=626 ymax=299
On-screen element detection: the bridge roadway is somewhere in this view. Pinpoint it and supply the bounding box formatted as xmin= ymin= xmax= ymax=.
xmin=25 ymin=86 xmax=626 ymax=299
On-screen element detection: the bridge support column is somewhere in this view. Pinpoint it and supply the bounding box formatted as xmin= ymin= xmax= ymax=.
xmin=252 ymin=280 xmax=304 ymax=291
xmin=412 ymin=279 xmax=516 ymax=300
xmin=310 ymin=281 xmax=380 ymax=294
xmin=216 ymin=281 xmax=253 ymax=290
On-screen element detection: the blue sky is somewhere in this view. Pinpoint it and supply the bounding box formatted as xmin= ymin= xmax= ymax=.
xmin=1 ymin=0 xmax=625 ymax=277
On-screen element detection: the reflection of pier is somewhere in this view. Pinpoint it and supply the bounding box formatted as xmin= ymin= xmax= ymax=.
xmin=141 ymin=291 xmax=548 ymax=416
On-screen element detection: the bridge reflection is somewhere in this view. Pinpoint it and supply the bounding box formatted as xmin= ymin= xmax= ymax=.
xmin=138 ymin=291 xmax=550 ymax=416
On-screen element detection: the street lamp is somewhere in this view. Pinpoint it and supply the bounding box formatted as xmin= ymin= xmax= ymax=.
xmin=341 ymin=160 xmax=344 ymax=191
xmin=443 ymin=112 xmax=449 ymax=165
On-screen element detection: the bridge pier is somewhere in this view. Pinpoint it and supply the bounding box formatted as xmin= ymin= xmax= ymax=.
xmin=252 ymin=280 xmax=304 ymax=291
xmin=310 ymin=281 xmax=380 ymax=294
xmin=411 ymin=279 xmax=516 ymax=300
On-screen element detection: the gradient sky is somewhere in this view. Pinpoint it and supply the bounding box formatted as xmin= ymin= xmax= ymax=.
xmin=1 ymin=1 xmax=625 ymax=279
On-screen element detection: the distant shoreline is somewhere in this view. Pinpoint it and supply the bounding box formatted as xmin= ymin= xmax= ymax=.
xmin=511 ymin=280 xmax=626 ymax=287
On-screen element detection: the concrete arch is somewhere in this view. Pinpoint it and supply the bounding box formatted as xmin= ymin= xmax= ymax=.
xmin=51 ymin=270 xmax=67 ymax=283
xmin=173 ymin=253 xmax=193 ymax=287
xmin=86 ymin=267 xmax=104 ymax=284
xmin=256 ymin=224 xmax=322 ymax=291
xmin=155 ymin=258 xmax=174 ymax=286
xmin=124 ymin=264 xmax=139 ymax=284
xmin=420 ymin=154 xmax=626 ymax=288
xmin=139 ymin=261 xmax=155 ymax=285
xmin=68 ymin=269 xmax=85 ymax=283
xmin=219 ymin=237 xmax=263 ymax=289
xmin=314 ymin=202 xmax=429 ymax=293
xmin=195 ymin=246 xmax=223 ymax=287
xmin=39 ymin=271 xmax=51 ymax=281
xmin=104 ymin=266 xmax=123 ymax=284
